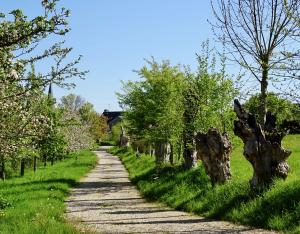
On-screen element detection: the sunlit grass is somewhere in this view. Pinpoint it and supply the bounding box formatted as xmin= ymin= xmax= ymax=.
xmin=0 ymin=150 xmax=97 ymax=234
xmin=109 ymin=134 xmax=300 ymax=233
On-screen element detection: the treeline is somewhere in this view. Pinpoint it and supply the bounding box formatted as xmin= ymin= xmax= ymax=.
xmin=0 ymin=1 xmax=107 ymax=179
xmin=118 ymin=43 xmax=300 ymax=188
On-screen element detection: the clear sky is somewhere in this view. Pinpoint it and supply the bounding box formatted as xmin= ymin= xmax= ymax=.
xmin=1 ymin=1 xmax=215 ymax=113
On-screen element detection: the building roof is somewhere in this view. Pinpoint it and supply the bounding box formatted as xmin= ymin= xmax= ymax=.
xmin=102 ymin=110 xmax=123 ymax=127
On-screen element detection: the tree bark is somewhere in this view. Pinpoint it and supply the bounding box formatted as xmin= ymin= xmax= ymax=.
xmin=43 ymin=155 xmax=47 ymax=167
xmin=20 ymin=158 xmax=25 ymax=177
xmin=195 ymin=128 xmax=232 ymax=186
xmin=20 ymin=158 xmax=26 ymax=176
xmin=183 ymin=134 xmax=197 ymax=169
xmin=233 ymin=99 xmax=291 ymax=187
xmin=154 ymin=142 xmax=170 ymax=166
xmin=169 ymin=144 xmax=174 ymax=165
xmin=259 ymin=67 xmax=268 ymax=126
xmin=33 ymin=156 xmax=37 ymax=173
xmin=119 ymin=126 xmax=130 ymax=147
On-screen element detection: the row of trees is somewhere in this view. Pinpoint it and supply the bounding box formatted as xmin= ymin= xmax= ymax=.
xmin=0 ymin=0 xmax=107 ymax=179
xmin=118 ymin=0 xmax=300 ymax=188
xmin=118 ymin=43 xmax=237 ymax=183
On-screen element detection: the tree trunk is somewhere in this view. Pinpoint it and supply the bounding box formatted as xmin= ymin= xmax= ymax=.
xmin=258 ymin=67 xmax=268 ymax=126
xmin=43 ymin=155 xmax=47 ymax=167
xmin=51 ymin=157 xmax=54 ymax=166
xmin=20 ymin=158 xmax=26 ymax=177
xmin=183 ymin=134 xmax=197 ymax=169
xmin=177 ymin=143 xmax=182 ymax=162
xmin=33 ymin=156 xmax=37 ymax=173
xmin=195 ymin=128 xmax=232 ymax=186
xmin=233 ymin=99 xmax=291 ymax=188
xmin=0 ymin=159 xmax=5 ymax=181
xmin=119 ymin=126 xmax=130 ymax=147
xmin=154 ymin=142 xmax=170 ymax=166
xmin=148 ymin=145 xmax=152 ymax=156
xmin=169 ymin=144 xmax=174 ymax=165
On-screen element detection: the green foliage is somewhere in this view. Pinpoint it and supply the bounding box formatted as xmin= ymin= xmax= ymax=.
xmin=118 ymin=59 xmax=185 ymax=146
xmin=0 ymin=0 xmax=88 ymax=177
xmin=184 ymin=41 xmax=236 ymax=135
xmin=118 ymin=42 xmax=236 ymax=163
xmin=110 ymin=122 xmax=122 ymax=144
xmin=38 ymin=103 xmax=66 ymax=163
xmin=110 ymin=134 xmax=300 ymax=233
xmin=79 ymin=102 xmax=108 ymax=141
xmin=0 ymin=150 xmax=97 ymax=234
xmin=244 ymin=92 xmax=300 ymax=125
xmin=0 ymin=197 xmax=11 ymax=210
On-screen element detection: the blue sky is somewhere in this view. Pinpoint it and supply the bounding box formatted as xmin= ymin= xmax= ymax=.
xmin=1 ymin=1 xmax=215 ymax=112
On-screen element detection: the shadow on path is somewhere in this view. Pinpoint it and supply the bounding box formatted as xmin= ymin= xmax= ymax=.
xmin=66 ymin=150 xmax=276 ymax=234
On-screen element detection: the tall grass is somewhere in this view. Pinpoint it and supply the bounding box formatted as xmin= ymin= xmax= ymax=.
xmin=109 ymin=135 xmax=300 ymax=233
xmin=0 ymin=150 xmax=97 ymax=234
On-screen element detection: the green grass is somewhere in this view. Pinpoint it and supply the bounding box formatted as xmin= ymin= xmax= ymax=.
xmin=0 ymin=150 xmax=98 ymax=234
xmin=109 ymin=135 xmax=300 ymax=234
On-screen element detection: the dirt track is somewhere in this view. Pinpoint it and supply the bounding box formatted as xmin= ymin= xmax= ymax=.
xmin=66 ymin=149 xmax=277 ymax=234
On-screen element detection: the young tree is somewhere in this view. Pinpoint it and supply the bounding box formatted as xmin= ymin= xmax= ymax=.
xmin=211 ymin=0 xmax=300 ymax=125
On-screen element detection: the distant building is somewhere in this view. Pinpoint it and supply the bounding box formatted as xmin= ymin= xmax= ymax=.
xmin=102 ymin=109 xmax=123 ymax=129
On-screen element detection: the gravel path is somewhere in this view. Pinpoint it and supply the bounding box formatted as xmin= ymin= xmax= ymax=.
xmin=66 ymin=149 xmax=277 ymax=234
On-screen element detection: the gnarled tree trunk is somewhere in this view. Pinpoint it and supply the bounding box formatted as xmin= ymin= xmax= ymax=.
xmin=233 ymin=99 xmax=291 ymax=187
xmin=195 ymin=128 xmax=232 ymax=185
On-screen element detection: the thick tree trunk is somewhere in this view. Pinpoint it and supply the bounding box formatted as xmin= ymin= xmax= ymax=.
xmin=20 ymin=158 xmax=25 ymax=177
xmin=154 ymin=142 xmax=170 ymax=166
xmin=195 ymin=128 xmax=232 ymax=186
xmin=33 ymin=156 xmax=37 ymax=173
xmin=234 ymin=99 xmax=291 ymax=187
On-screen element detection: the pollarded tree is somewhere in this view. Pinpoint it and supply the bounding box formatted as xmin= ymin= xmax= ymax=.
xmin=118 ymin=59 xmax=185 ymax=166
xmin=211 ymin=0 xmax=299 ymax=187
xmin=211 ymin=0 xmax=300 ymax=125
xmin=183 ymin=42 xmax=235 ymax=185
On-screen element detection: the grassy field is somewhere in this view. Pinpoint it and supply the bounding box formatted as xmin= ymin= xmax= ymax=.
xmin=109 ymin=134 xmax=300 ymax=234
xmin=0 ymin=150 xmax=97 ymax=234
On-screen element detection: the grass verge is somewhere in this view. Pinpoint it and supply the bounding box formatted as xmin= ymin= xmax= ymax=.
xmin=109 ymin=135 xmax=300 ymax=234
xmin=0 ymin=150 xmax=98 ymax=234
